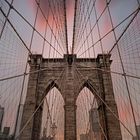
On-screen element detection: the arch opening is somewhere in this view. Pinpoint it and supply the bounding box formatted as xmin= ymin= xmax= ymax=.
xmin=76 ymin=87 xmax=101 ymax=140
xmin=40 ymin=87 xmax=64 ymax=140
xmin=44 ymin=80 xmax=63 ymax=98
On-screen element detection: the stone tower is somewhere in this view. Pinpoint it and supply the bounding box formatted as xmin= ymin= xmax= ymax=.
xmin=19 ymin=54 xmax=122 ymax=140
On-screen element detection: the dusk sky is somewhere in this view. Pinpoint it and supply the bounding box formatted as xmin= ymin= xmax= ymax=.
xmin=3 ymin=0 xmax=137 ymax=55
xmin=0 ymin=0 xmax=140 ymax=140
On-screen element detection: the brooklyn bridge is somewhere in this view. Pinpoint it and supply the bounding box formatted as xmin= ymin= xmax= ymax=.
xmin=0 ymin=0 xmax=140 ymax=140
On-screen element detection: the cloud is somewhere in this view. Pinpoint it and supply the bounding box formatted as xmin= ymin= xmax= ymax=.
xmin=29 ymin=0 xmax=75 ymax=32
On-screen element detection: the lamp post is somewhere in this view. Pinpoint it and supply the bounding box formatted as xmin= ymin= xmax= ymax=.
xmin=51 ymin=122 xmax=57 ymax=140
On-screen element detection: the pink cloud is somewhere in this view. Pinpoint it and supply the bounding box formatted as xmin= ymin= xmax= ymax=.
xmin=29 ymin=0 xmax=74 ymax=32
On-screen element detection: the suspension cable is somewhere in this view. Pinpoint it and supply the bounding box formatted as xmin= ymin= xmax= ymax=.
xmin=75 ymin=65 xmax=134 ymax=137
xmin=77 ymin=7 xmax=140 ymax=56
xmin=14 ymin=68 xmax=65 ymax=139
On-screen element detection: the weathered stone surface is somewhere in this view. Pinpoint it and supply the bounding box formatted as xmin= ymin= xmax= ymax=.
xmin=20 ymin=54 xmax=122 ymax=140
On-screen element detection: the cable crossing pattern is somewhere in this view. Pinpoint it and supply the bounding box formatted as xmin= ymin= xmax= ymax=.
xmin=0 ymin=0 xmax=140 ymax=140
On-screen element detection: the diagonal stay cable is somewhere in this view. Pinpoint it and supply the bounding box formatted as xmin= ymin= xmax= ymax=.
xmin=4 ymin=0 xmax=65 ymax=55
xmin=49 ymin=0 xmax=68 ymax=53
xmin=34 ymin=0 xmax=66 ymax=54
xmin=77 ymin=6 xmax=140 ymax=56
xmin=0 ymin=0 xmax=14 ymax=39
xmin=74 ymin=67 xmax=108 ymax=139
xmin=74 ymin=0 xmax=110 ymax=53
xmin=44 ymin=65 xmax=66 ymax=127
xmin=0 ymin=65 xmax=64 ymax=82
xmin=74 ymin=0 xmax=97 ymax=52
xmin=106 ymin=0 xmax=140 ymax=138
xmin=75 ymin=63 xmax=140 ymax=80
xmin=0 ymin=7 xmax=32 ymax=54
xmin=109 ymin=6 xmax=140 ymax=53
xmin=75 ymin=65 xmax=134 ymax=137
xmin=87 ymin=80 xmax=134 ymax=137
xmin=14 ymin=68 xmax=65 ymax=140
xmin=48 ymin=0 xmax=67 ymax=51
xmin=14 ymin=1 xmax=41 ymax=137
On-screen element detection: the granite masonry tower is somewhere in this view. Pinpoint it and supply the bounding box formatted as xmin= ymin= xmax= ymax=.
xmin=20 ymin=54 xmax=122 ymax=140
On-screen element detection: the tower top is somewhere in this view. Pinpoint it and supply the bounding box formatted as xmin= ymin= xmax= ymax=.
xmin=64 ymin=54 xmax=77 ymax=65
